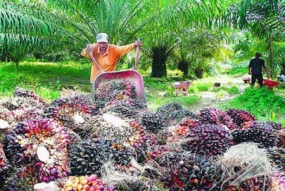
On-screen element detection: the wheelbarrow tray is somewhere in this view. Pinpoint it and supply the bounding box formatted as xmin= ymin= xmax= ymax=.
xmin=92 ymin=70 xmax=146 ymax=103
xmin=263 ymin=79 xmax=279 ymax=88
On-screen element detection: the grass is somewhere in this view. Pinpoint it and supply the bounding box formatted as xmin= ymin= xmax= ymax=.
xmin=0 ymin=60 xmax=90 ymax=101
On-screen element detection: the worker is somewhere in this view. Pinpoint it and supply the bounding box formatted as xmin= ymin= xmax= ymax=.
xmin=248 ymin=52 xmax=269 ymax=88
xmin=81 ymin=33 xmax=141 ymax=84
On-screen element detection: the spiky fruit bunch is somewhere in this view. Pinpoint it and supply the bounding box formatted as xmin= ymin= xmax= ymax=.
xmin=232 ymin=121 xmax=281 ymax=148
xmin=58 ymin=89 xmax=102 ymax=116
xmin=159 ymin=152 xmax=223 ymax=190
xmin=127 ymin=120 xmax=146 ymax=148
xmin=156 ymin=102 xmax=183 ymax=125
xmin=0 ymin=143 xmax=11 ymax=186
xmin=4 ymin=166 xmax=36 ymax=190
xmin=68 ymin=140 xmax=103 ymax=176
xmin=0 ymin=97 xmax=45 ymax=128
xmin=198 ymin=107 xmax=236 ymax=129
xmin=168 ymin=109 xmax=198 ymax=125
xmin=170 ymin=117 xmax=201 ymax=137
xmin=62 ymin=174 xmax=115 ymax=191
xmin=140 ymin=111 xmax=165 ymax=133
xmin=220 ymin=143 xmax=273 ymax=191
xmin=80 ymin=114 xmax=145 ymax=146
xmin=227 ymin=108 xmax=256 ymax=127
xmin=267 ymin=147 xmax=285 ymax=171
xmin=266 ymin=121 xmax=284 ymax=130
xmin=6 ymin=118 xmax=69 ymax=182
xmin=100 ymin=97 xmax=146 ymax=120
xmin=44 ymin=95 xmax=92 ymax=129
xmin=225 ymin=176 xmax=272 ymax=191
xmin=93 ymin=139 xmax=133 ymax=167
xmin=182 ymin=124 xmax=233 ymax=156
xmin=0 ymin=144 xmax=7 ymax=171
xmin=271 ymin=169 xmax=285 ymax=191
xmin=94 ymin=80 xmax=137 ymax=103
xmin=147 ymin=145 xmax=171 ymax=160
xmin=13 ymin=87 xmax=48 ymax=106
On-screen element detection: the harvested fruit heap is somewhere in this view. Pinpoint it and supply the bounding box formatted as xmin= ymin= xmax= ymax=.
xmin=0 ymin=84 xmax=284 ymax=191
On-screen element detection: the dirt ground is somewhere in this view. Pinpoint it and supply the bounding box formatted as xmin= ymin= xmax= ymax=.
xmin=186 ymin=75 xmax=251 ymax=113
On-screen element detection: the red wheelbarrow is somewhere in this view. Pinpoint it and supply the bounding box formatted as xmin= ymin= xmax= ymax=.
xmin=171 ymin=81 xmax=192 ymax=96
xmin=263 ymin=79 xmax=279 ymax=89
xmin=90 ymin=45 xmax=146 ymax=103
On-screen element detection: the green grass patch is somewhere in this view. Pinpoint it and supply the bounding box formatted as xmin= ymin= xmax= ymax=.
xmin=224 ymin=87 xmax=285 ymax=121
xmin=212 ymin=86 xmax=239 ymax=95
xmin=0 ymin=61 xmax=90 ymax=102
xmin=147 ymin=95 xmax=201 ymax=110
xmin=227 ymin=67 xmax=247 ymax=76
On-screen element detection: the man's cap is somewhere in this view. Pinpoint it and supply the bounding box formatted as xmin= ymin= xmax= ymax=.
xmin=96 ymin=33 xmax=109 ymax=43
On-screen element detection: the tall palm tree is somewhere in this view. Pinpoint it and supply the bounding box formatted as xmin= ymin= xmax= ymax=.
xmin=226 ymin=0 xmax=285 ymax=78
xmin=0 ymin=1 xmax=69 ymax=63
xmin=1 ymin=0 xmax=153 ymax=64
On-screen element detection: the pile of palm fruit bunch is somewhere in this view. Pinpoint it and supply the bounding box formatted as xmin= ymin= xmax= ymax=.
xmin=0 ymin=82 xmax=284 ymax=191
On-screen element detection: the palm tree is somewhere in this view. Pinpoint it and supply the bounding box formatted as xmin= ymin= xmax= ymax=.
xmin=1 ymin=0 xmax=153 ymax=64
xmin=226 ymin=0 xmax=285 ymax=78
xmin=0 ymin=1 xmax=69 ymax=63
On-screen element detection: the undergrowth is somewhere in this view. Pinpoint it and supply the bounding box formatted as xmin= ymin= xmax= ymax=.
xmin=226 ymin=87 xmax=285 ymax=122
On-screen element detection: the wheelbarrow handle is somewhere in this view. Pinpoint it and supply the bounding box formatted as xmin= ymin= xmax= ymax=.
xmin=134 ymin=43 xmax=140 ymax=71
xmin=89 ymin=51 xmax=103 ymax=74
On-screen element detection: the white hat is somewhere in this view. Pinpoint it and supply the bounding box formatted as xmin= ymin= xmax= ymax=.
xmin=96 ymin=33 xmax=109 ymax=43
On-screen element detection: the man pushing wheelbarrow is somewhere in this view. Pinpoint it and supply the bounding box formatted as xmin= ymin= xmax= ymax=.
xmin=248 ymin=52 xmax=270 ymax=88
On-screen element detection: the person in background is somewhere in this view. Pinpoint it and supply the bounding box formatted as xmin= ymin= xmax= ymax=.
xmin=81 ymin=33 xmax=141 ymax=84
xmin=248 ymin=52 xmax=269 ymax=88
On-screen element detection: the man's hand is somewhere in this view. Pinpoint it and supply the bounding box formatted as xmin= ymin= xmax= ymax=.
xmin=134 ymin=40 xmax=142 ymax=47
xmin=86 ymin=44 xmax=93 ymax=52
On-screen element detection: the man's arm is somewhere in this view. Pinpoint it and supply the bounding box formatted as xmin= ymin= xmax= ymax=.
xmin=264 ymin=67 xmax=269 ymax=78
xmin=248 ymin=61 xmax=252 ymax=74
xmin=81 ymin=44 xmax=95 ymax=59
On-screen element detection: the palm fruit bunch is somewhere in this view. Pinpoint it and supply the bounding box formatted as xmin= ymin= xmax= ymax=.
xmin=13 ymin=87 xmax=48 ymax=106
xmin=93 ymin=139 xmax=133 ymax=167
xmin=226 ymin=108 xmax=256 ymax=127
xmin=61 ymin=174 xmax=115 ymax=191
xmin=156 ymin=102 xmax=183 ymax=125
xmin=100 ymin=97 xmax=146 ymax=120
xmin=44 ymin=94 xmax=93 ymax=130
xmin=197 ymin=107 xmax=236 ymax=129
xmin=58 ymin=91 xmax=97 ymax=115
xmin=80 ymin=114 xmax=144 ymax=146
xmin=168 ymin=109 xmax=198 ymax=125
xmin=0 ymin=95 xmax=45 ymax=128
xmin=182 ymin=123 xmax=233 ymax=156
xmin=219 ymin=143 xmax=273 ymax=191
xmin=225 ymin=176 xmax=272 ymax=191
xmin=94 ymin=80 xmax=137 ymax=103
xmin=5 ymin=118 xmax=70 ymax=182
xmin=140 ymin=111 xmax=165 ymax=133
xmin=0 ymin=143 xmax=11 ymax=186
xmin=68 ymin=140 xmax=103 ymax=176
xmin=158 ymin=152 xmax=223 ymax=190
xmin=0 ymin=87 xmax=47 ymax=123
xmin=170 ymin=117 xmax=201 ymax=138
xmin=267 ymin=147 xmax=285 ymax=171
xmin=271 ymin=169 xmax=285 ymax=191
xmin=4 ymin=165 xmax=37 ymax=190
xmin=147 ymin=145 xmax=171 ymax=161
xmin=127 ymin=120 xmax=146 ymax=148
xmin=231 ymin=121 xmax=281 ymax=148
xmin=265 ymin=121 xmax=284 ymax=130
